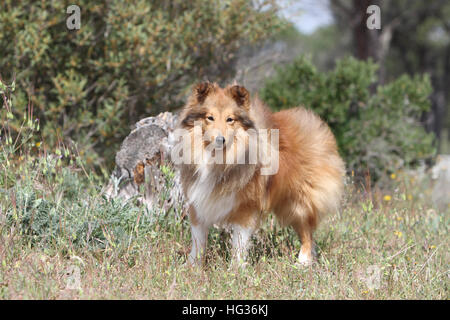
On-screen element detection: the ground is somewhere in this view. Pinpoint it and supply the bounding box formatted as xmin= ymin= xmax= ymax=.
xmin=0 ymin=165 xmax=448 ymax=299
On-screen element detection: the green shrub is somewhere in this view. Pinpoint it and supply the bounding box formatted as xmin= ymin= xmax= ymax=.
xmin=0 ymin=81 xmax=184 ymax=253
xmin=260 ymin=56 xmax=436 ymax=181
xmin=0 ymin=0 xmax=282 ymax=169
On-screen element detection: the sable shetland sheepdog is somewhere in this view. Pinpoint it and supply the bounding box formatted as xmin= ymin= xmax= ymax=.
xmin=176 ymin=82 xmax=345 ymax=266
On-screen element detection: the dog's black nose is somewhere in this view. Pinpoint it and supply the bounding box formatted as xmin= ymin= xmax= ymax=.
xmin=216 ymin=136 xmax=225 ymax=145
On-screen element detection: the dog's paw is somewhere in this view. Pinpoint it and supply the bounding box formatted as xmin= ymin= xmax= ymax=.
xmin=297 ymin=251 xmax=314 ymax=266
xmin=296 ymin=247 xmax=317 ymax=267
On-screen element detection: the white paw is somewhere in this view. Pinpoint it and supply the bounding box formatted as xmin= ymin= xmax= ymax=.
xmin=297 ymin=245 xmax=317 ymax=266
xmin=297 ymin=251 xmax=314 ymax=266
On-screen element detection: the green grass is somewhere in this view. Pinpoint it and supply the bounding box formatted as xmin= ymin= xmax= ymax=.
xmin=0 ymin=88 xmax=448 ymax=299
xmin=0 ymin=148 xmax=448 ymax=299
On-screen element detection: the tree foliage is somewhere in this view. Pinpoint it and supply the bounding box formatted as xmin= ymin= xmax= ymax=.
xmin=260 ymin=56 xmax=436 ymax=181
xmin=330 ymin=0 xmax=450 ymax=151
xmin=0 ymin=0 xmax=282 ymax=168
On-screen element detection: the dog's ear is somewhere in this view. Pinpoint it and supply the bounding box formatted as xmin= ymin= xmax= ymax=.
xmin=227 ymin=85 xmax=250 ymax=110
xmin=193 ymin=82 xmax=214 ymax=104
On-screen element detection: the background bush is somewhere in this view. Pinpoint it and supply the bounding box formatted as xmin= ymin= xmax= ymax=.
xmin=260 ymin=56 xmax=436 ymax=181
xmin=0 ymin=1 xmax=438 ymax=182
xmin=0 ymin=82 xmax=183 ymax=253
xmin=0 ymin=0 xmax=282 ymax=169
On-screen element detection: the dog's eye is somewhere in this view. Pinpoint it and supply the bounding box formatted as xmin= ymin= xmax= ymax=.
xmin=207 ymin=116 xmax=214 ymax=121
xmin=226 ymin=117 xmax=234 ymax=123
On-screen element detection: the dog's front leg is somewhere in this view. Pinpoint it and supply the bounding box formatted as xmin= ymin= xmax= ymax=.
xmin=188 ymin=223 xmax=209 ymax=266
xmin=231 ymin=224 xmax=254 ymax=267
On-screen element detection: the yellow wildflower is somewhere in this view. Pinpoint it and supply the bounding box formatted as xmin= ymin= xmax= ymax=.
xmin=383 ymin=195 xmax=392 ymax=201
xmin=390 ymin=173 xmax=396 ymax=180
xmin=394 ymin=230 xmax=403 ymax=238
xmin=35 ymin=141 xmax=41 ymax=147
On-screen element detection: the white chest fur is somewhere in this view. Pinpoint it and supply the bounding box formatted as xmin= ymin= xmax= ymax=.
xmin=186 ymin=164 xmax=236 ymax=227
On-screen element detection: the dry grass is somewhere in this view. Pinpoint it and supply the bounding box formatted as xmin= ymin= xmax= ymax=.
xmin=0 ymin=95 xmax=448 ymax=299
xmin=0 ymin=170 xmax=448 ymax=299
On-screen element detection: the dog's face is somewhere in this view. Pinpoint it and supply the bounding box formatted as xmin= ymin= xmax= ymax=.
xmin=181 ymin=82 xmax=255 ymax=151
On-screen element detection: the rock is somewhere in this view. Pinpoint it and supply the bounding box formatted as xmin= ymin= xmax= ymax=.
xmin=104 ymin=112 xmax=187 ymax=215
